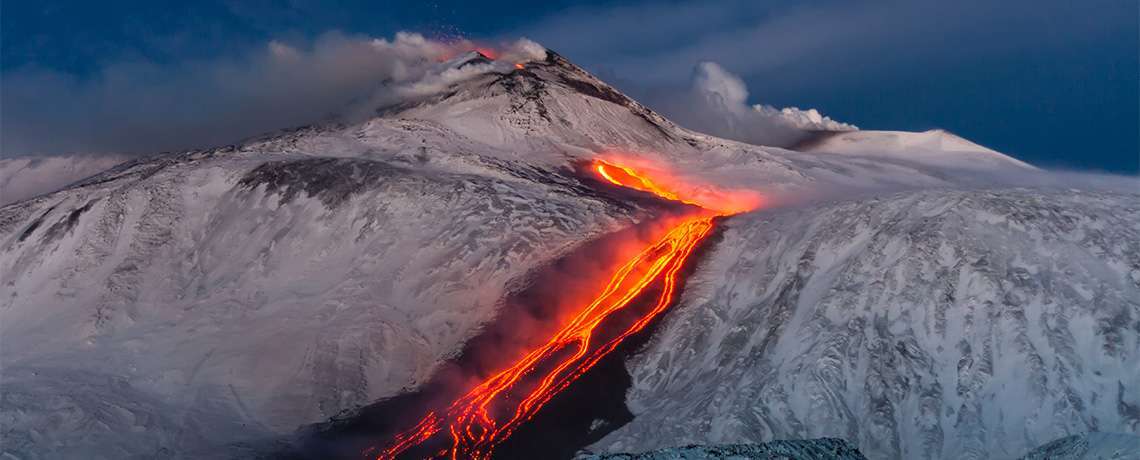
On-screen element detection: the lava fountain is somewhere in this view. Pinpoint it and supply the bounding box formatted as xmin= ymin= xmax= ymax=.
xmin=372 ymin=159 xmax=758 ymax=460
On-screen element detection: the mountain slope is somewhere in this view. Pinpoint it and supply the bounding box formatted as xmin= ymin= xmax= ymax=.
xmin=591 ymin=188 xmax=1140 ymax=460
xmin=577 ymin=438 xmax=868 ymax=459
xmin=0 ymin=154 xmax=130 ymax=205
xmin=795 ymin=129 xmax=1035 ymax=172
xmin=1020 ymin=433 xmax=1140 ymax=459
xmin=0 ymin=150 xmax=645 ymax=458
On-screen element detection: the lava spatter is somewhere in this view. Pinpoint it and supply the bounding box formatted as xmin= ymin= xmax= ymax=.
xmin=372 ymin=159 xmax=755 ymax=460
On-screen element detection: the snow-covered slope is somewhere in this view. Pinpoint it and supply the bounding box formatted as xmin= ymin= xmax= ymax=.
xmin=576 ymin=438 xmax=867 ymax=459
xmin=1020 ymin=432 xmax=1140 ymax=459
xmin=591 ymin=188 xmax=1140 ymax=460
xmin=0 ymin=150 xmax=643 ymax=458
xmin=1 ymin=45 xmax=1134 ymax=460
xmin=796 ymin=129 xmax=1035 ymax=172
xmin=0 ymin=154 xmax=130 ymax=205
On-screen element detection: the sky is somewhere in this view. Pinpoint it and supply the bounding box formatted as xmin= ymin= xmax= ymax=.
xmin=2 ymin=0 xmax=1137 ymax=173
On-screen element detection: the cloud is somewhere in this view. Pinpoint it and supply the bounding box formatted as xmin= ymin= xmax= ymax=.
xmin=515 ymin=0 xmax=1127 ymax=88
xmin=0 ymin=33 xmax=545 ymax=157
xmin=648 ymin=62 xmax=852 ymax=147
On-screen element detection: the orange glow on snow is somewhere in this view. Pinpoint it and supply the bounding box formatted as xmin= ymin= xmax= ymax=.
xmin=373 ymin=157 xmax=757 ymax=460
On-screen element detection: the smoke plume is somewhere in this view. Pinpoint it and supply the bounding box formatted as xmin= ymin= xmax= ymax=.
xmin=0 ymin=33 xmax=545 ymax=157
xmin=650 ymin=62 xmax=854 ymax=148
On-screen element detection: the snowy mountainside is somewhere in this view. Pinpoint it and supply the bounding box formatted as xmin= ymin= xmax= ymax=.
xmin=1019 ymin=432 xmax=1140 ymax=459
xmin=796 ymin=129 xmax=1035 ymax=172
xmin=0 ymin=150 xmax=643 ymax=458
xmin=591 ymin=188 xmax=1140 ymax=460
xmin=0 ymin=49 xmax=782 ymax=458
xmin=0 ymin=154 xmax=130 ymax=205
xmin=576 ymin=438 xmax=867 ymax=459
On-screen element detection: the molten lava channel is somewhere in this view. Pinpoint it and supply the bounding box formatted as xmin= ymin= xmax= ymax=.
xmin=373 ymin=159 xmax=754 ymax=460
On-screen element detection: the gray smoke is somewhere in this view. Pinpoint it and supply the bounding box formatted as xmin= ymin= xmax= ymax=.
xmin=0 ymin=32 xmax=543 ymax=157
xmin=650 ymin=62 xmax=853 ymax=147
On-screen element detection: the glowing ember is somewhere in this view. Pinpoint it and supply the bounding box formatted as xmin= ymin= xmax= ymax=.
xmin=373 ymin=159 xmax=752 ymax=459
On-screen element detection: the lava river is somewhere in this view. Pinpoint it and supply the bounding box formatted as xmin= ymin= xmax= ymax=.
xmin=372 ymin=159 xmax=755 ymax=460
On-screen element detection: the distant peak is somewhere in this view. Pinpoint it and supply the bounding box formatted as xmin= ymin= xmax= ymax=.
xmin=447 ymin=50 xmax=494 ymax=69
xmin=471 ymin=47 xmax=499 ymax=60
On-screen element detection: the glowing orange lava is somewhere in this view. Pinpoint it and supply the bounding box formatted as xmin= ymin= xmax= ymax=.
xmin=434 ymin=44 xmax=500 ymax=63
xmin=472 ymin=47 xmax=499 ymax=60
xmin=373 ymin=159 xmax=753 ymax=460
xmin=594 ymin=159 xmax=762 ymax=215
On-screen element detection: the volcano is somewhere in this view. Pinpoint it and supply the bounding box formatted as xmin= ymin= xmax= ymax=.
xmin=1 ymin=46 xmax=1137 ymax=460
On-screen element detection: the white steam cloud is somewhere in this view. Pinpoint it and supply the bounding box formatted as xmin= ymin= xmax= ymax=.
xmin=0 ymin=33 xmax=546 ymax=157
xmin=655 ymin=62 xmax=854 ymax=147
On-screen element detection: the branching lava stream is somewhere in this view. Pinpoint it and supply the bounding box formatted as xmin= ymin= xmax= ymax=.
xmin=372 ymin=159 xmax=754 ymax=460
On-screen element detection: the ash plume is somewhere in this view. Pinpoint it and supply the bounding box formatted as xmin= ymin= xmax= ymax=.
xmin=0 ymin=33 xmax=545 ymax=158
xmin=649 ymin=61 xmax=854 ymax=148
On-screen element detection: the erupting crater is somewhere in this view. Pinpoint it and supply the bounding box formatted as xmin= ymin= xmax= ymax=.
xmin=372 ymin=159 xmax=758 ymax=460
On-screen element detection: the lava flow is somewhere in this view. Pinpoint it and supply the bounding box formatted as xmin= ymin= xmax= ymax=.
xmin=372 ymin=159 xmax=753 ymax=460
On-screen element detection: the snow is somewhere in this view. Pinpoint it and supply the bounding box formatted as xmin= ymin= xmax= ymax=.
xmin=1019 ymin=432 xmax=1140 ymax=459
xmin=0 ymin=155 xmax=130 ymax=205
xmin=0 ymin=152 xmax=642 ymax=458
xmin=590 ymin=188 xmax=1140 ymax=460
xmin=797 ymin=129 xmax=1036 ymax=171
xmin=576 ymin=438 xmax=867 ymax=459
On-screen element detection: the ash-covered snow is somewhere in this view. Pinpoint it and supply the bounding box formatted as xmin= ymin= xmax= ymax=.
xmin=590 ymin=189 xmax=1140 ymax=460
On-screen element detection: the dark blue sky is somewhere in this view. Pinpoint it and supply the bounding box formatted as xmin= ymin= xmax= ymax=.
xmin=3 ymin=0 xmax=1137 ymax=173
